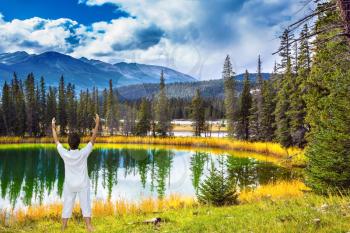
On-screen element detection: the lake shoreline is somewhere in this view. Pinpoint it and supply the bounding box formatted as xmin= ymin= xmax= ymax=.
xmin=0 ymin=136 xmax=305 ymax=167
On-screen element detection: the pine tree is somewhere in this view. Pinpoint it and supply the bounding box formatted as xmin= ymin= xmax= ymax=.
xmin=190 ymin=89 xmax=205 ymax=136
xmin=274 ymin=60 xmax=293 ymax=148
xmin=12 ymin=73 xmax=26 ymax=136
xmin=197 ymin=158 xmax=238 ymax=206
xmin=257 ymin=55 xmax=263 ymax=88
xmin=223 ymin=55 xmax=236 ymax=137
xmin=106 ymin=80 xmax=119 ymax=135
xmin=66 ymin=83 xmax=77 ymax=132
xmin=57 ymin=76 xmax=67 ymax=135
xmin=131 ymin=103 xmax=137 ymax=136
xmin=155 ymin=70 xmax=171 ymax=136
xmin=278 ymin=29 xmax=293 ymax=72
xmin=150 ymin=101 xmax=156 ymax=137
xmin=46 ymin=87 xmax=57 ymax=134
xmin=237 ymin=70 xmax=252 ymax=140
xmin=77 ymin=90 xmax=86 ymax=133
xmin=34 ymin=83 xmax=40 ymax=136
xmin=122 ymin=103 xmax=137 ymax=136
xmin=135 ymin=98 xmax=151 ymax=136
xmin=86 ymin=89 xmax=95 ymax=132
xmin=102 ymin=88 xmax=108 ymax=134
xmin=256 ymin=55 xmax=264 ymax=136
xmin=92 ymin=87 xmax=100 ymax=116
xmin=249 ymin=56 xmax=264 ymax=141
xmin=38 ymin=77 xmax=47 ymax=136
xmin=25 ymin=73 xmax=38 ymax=136
xmin=1 ymin=81 xmax=13 ymax=135
xmin=79 ymin=89 xmax=91 ymax=132
xmin=299 ymin=24 xmax=311 ymax=70
xmin=275 ymin=29 xmax=294 ymax=148
xmin=288 ymin=24 xmax=311 ymax=148
xmin=102 ymin=88 xmax=108 ymax=119
xmin=305 ymin=3 xmax=350 ymax=193
xmin=260 ymin=78 xmax=276 ymax=141
xmin=102 ymin=88 xmax=108 ymax=118
xmin=249 ymin=96 xmax=260 ymax=141
xmin=292 ymin=41 xmax=299 ymax=74
xmin=0 ymin=104 xmax=5 ymax=135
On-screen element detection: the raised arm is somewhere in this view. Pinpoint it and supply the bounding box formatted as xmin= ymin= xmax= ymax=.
xmin=52 ymin=118 xmax=60 ymax=145
xmin=90 ymin=114 xmax=100 ymax=145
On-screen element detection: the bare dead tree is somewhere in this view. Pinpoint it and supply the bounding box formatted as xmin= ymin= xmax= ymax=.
xmin=273 ymin=0 xmax=350 ymax=55
xmin=287 ymin=3 xmax=336 ymax=33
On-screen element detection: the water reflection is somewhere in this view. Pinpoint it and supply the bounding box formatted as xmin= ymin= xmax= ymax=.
xmin=0 ymin=145 xmax=295 ymax=210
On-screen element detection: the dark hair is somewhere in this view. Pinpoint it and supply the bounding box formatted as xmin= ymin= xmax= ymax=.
xmin=68 ymin=132 xmax=80 ymax=150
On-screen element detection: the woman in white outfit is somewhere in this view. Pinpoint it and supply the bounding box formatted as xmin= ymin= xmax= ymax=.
xmin=52 ymin=114 xmax=100 ymax=232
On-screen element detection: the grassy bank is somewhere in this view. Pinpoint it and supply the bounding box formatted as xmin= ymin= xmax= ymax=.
xmin=0 ymin=136 xmax=306 ymax=167
xmin=1 ymin=181 xmax=349 ymax=233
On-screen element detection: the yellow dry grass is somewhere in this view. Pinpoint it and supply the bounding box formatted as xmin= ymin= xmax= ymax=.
xmin=114 ymin=195 xmax=196 ymax=216
xmin=239 ymin=180 xmax=310 ymax=203
xmin=2 ymin=194 xmax=196 ymax=224
xmin=0 ymin=181 xmax=310 ymax=225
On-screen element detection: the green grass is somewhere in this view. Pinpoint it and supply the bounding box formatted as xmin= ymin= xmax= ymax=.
xmin=2 ymin=194 xmax=350 ymax=233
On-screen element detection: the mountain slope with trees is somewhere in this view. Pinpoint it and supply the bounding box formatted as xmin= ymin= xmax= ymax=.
xmin=117 ymin=73 xmax=270 ymax=100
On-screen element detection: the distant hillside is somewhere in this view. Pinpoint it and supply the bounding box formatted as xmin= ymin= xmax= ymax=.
xmin=117 ymin=73 xmax=270 ymax=100
xmin=0 ymin=51 xmax=196 ymax=90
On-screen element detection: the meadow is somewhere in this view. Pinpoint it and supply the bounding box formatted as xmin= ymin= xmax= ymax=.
xmin=2 ymin=181 xmax=350 ymax=233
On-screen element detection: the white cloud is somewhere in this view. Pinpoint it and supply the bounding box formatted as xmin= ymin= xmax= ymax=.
xmin=83 ymin=0 xmax=196 ymax=29
xmin=77 ymin=0 xmax=306 ymax=79
xmin=0 ymin=0 xmax=309 ymax=80
xmin=70 ymin=17 xmax=165 ymax=59
xmin=0 ymin=17 xmax=79 ymax=53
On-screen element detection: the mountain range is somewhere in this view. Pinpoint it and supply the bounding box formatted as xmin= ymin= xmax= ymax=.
xmin=0 ymin=51 xmax=270 ymax=98
xmin=0 ymin=51 xmax=196 ymax=89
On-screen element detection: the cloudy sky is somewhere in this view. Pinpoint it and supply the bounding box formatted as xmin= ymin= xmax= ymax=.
xmin=0 ymin=0 xmax=312 ymax=80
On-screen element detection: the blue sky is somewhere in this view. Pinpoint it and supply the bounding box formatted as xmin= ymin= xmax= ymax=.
xmin=0 ymin=0 xmax=311 ymax=80
xmin=0 ymin=0 xmax=129 ymax=24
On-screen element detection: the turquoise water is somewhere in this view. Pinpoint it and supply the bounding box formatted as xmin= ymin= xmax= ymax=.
xmin=0 ymin=145 xmax=296 ymax=209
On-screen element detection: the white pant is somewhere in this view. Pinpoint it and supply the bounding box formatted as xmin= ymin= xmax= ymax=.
xmin=62 ymin=184 xmax=91 ymax=218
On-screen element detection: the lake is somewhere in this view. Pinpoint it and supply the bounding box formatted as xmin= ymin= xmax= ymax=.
xmin=0 ymin=144 xmax=297 ymax=210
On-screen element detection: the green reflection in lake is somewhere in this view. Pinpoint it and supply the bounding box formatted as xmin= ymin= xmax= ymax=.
xmin=0 ymin=145 xmax=297 ymax=210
